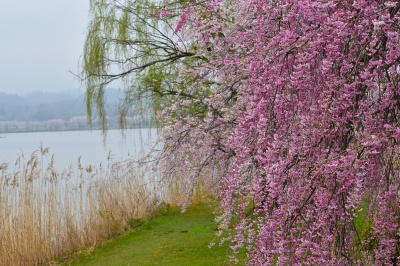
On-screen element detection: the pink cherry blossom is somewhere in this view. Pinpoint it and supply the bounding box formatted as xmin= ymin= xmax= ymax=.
xmin=150 ymin=0 xmax=400 ymax=264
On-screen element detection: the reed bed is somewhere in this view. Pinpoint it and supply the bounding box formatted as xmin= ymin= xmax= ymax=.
xmin=0 ymin=145 xmax=162 ymax=265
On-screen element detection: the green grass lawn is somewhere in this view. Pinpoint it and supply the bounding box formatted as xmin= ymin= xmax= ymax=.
xmin=60 ymin=202 xmax=246 ymax=266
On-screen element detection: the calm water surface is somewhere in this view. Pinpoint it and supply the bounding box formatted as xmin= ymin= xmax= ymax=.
xmin=0 ymin=128 xmax=157 ymax=171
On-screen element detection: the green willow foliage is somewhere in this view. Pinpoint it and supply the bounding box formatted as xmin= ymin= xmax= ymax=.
xmin=82 ymin=0 xmax=201 ymax=128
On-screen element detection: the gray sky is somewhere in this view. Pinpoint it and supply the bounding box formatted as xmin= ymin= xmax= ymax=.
xmin=0 ymin=1 xmax=90 ymax=94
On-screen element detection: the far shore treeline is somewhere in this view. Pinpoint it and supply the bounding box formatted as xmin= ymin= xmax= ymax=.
xmin=0 ymin=90 xmax=152 ymax=133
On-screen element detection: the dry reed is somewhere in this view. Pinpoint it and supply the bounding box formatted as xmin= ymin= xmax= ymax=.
xmin=0 ymin=144 xmax=162 ymax=265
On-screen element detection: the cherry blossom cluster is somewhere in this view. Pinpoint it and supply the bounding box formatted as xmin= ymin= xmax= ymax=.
xmin=157 ymin=0 xmax=400 ymax=264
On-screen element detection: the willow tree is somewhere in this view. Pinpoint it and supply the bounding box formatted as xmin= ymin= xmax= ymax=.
xmin=82 ymin=0 xmax=205 ymax=127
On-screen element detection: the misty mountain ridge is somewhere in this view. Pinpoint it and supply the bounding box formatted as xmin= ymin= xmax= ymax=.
xmin=0 ymin=89 xmax=122 ymax=122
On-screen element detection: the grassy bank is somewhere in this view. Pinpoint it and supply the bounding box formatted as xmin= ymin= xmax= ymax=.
xmin=59 ymin=202 xmax=247 ymax=266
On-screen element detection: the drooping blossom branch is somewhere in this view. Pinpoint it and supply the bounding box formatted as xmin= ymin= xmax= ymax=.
xmin=158 ymin=0 xmax=400 ymax=264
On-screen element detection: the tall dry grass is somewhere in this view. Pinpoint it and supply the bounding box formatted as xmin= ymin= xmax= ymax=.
xmin=0 ymin=144 xmax=162 ymax=265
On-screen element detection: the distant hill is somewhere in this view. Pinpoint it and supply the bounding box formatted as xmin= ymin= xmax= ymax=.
xmin=0 ymin=89 xmax=147 ymax=133
xmin=0 ymin=90 xmax=122 ymax=122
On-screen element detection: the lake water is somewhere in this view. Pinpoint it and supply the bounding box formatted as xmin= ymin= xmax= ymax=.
xmin=0 ymin=128 xmax=158 ymax=171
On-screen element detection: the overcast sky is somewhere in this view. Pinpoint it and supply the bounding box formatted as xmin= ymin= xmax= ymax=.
xmin=0 ymin=1 xmax=90 ymax=94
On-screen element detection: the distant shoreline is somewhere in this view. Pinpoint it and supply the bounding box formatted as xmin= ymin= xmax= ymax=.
xmin=0 ymin=125 xmax=157 ymax=135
